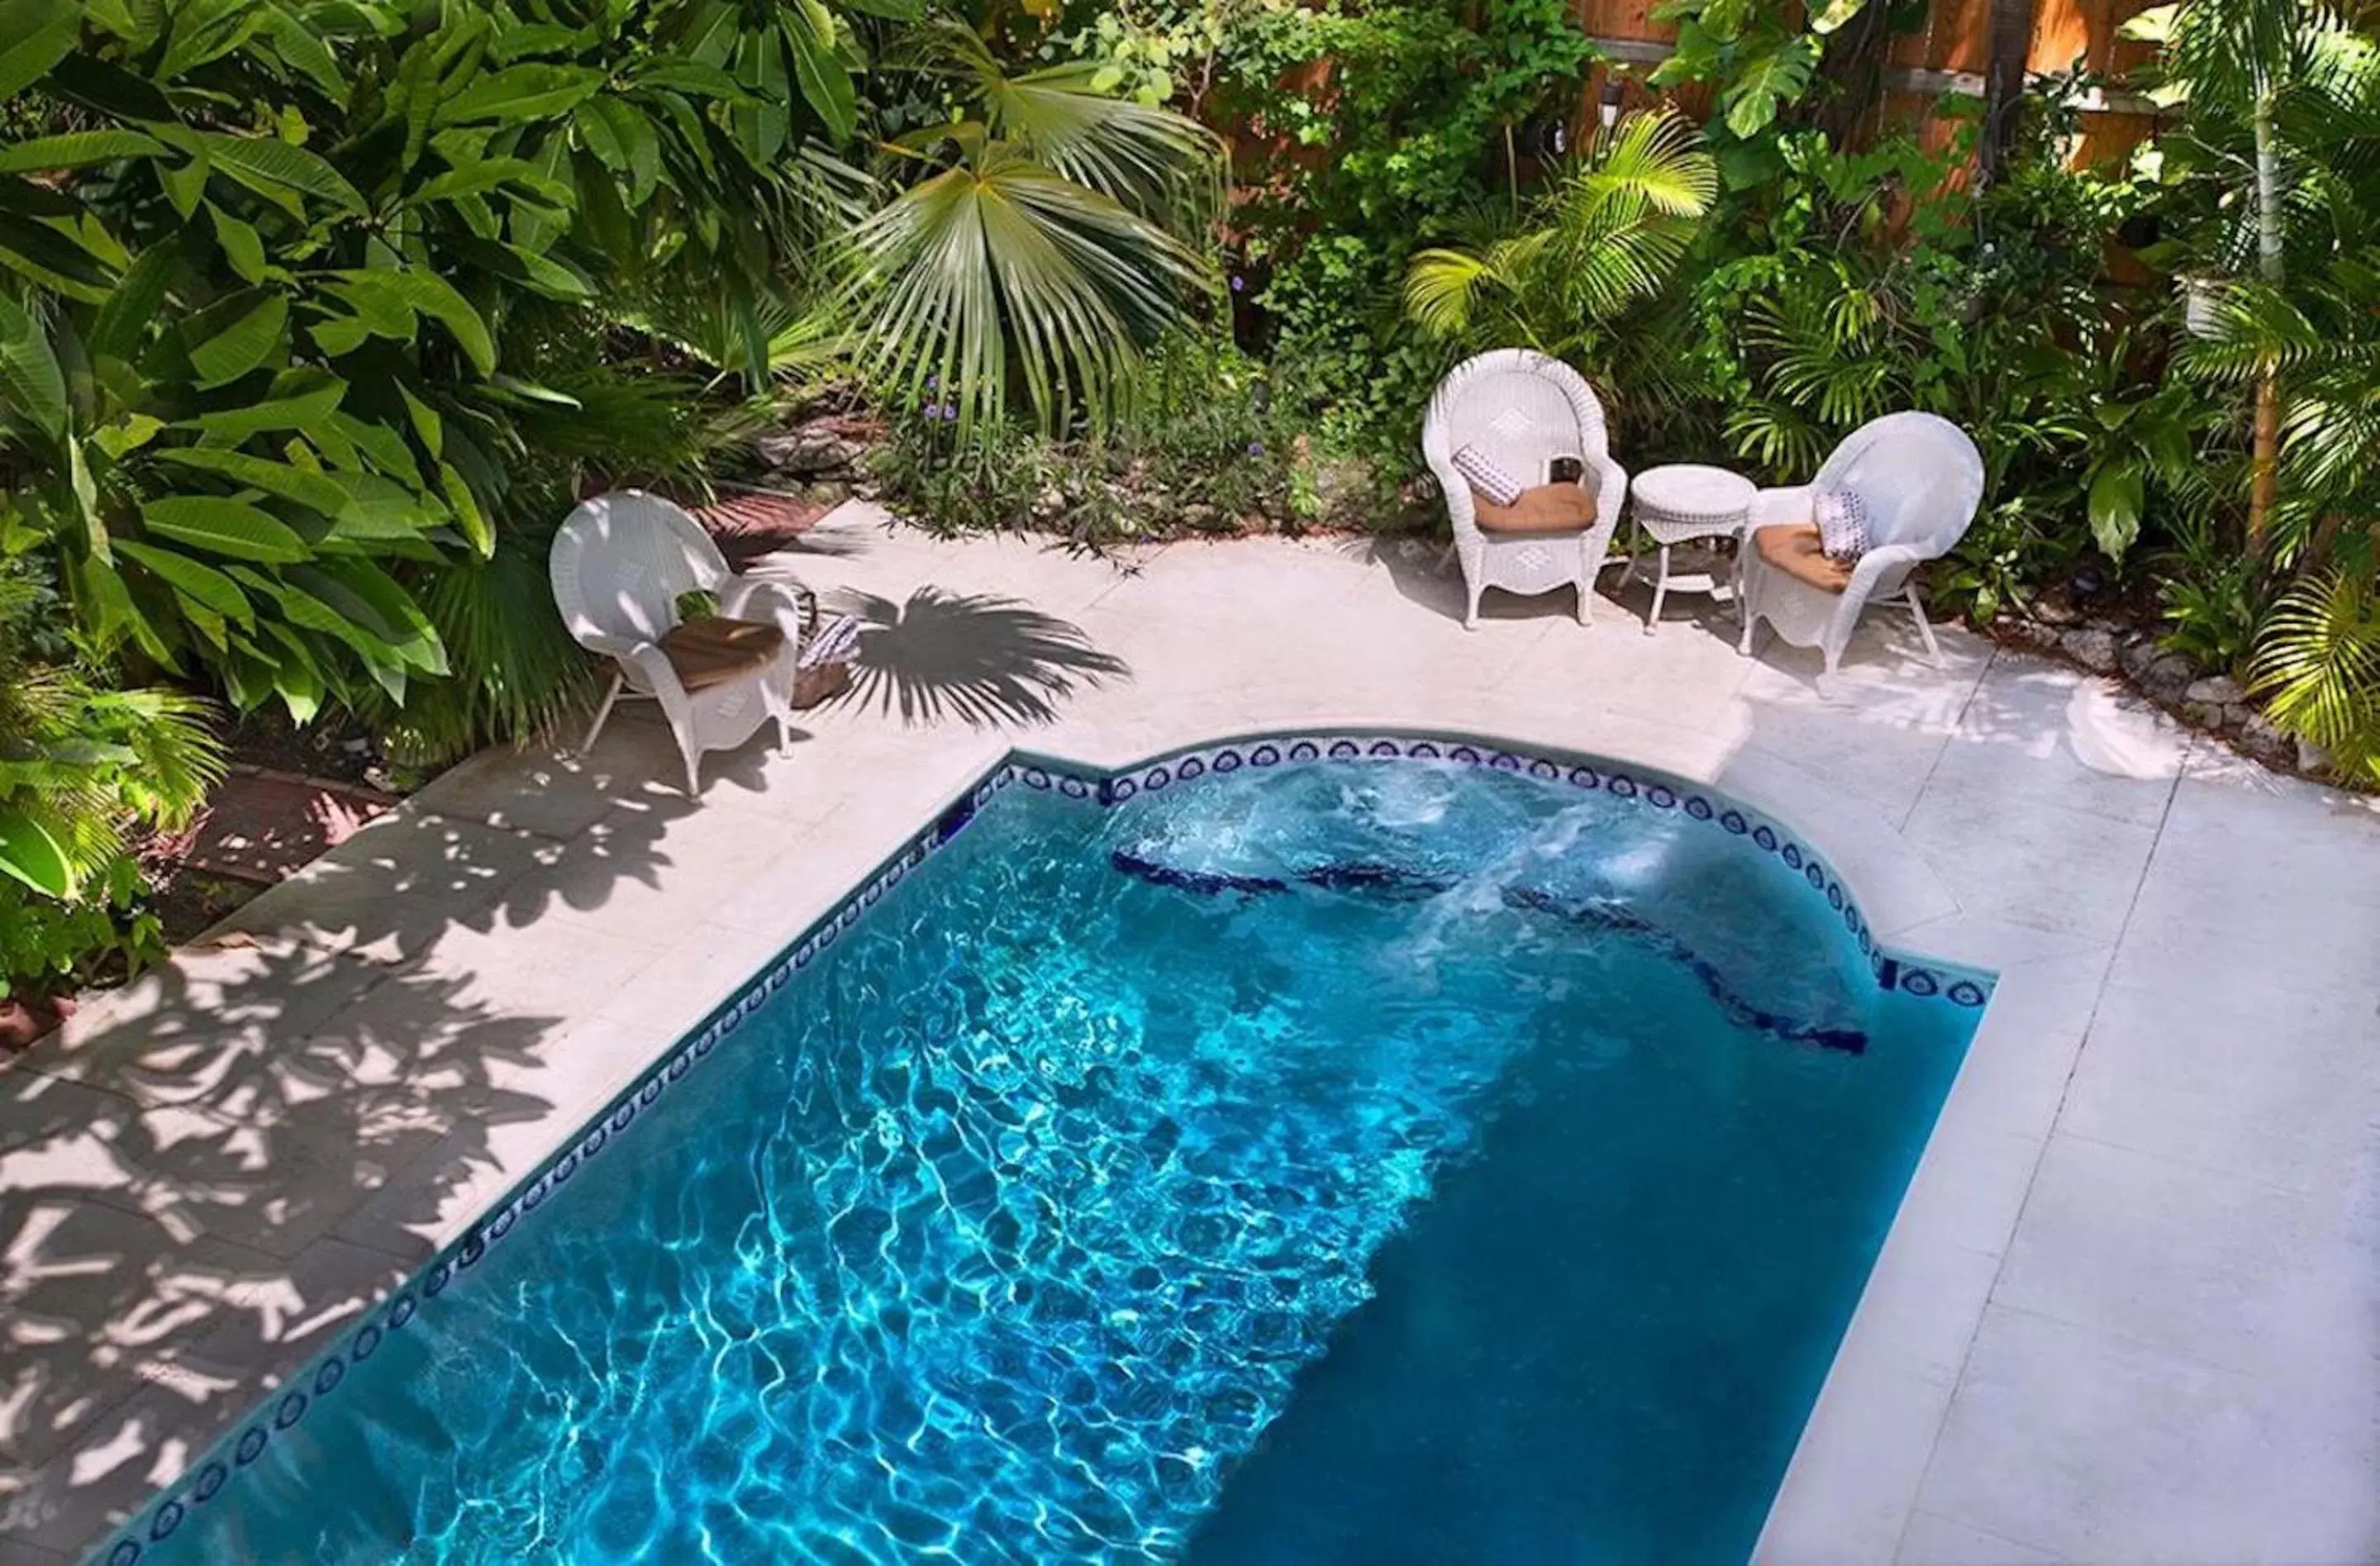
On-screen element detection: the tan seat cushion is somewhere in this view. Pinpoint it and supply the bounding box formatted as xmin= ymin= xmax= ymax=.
xmin=659 ymin=615 xmax=786 ymax=691
xmin=1474 ymin=481 xmax=1597 ymax=536
xmin=1754 ymin=523 xmax=1855 ymax=593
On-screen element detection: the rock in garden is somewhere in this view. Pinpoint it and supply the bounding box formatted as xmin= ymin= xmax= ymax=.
xmin=2238 ymin=712 xmax=2295 ymax=767
xmin=2140 ymin=653 xmax=2197 ymax=703
xmin=2183 ymin=674 xmax=2244 ymax=707
xmin=2059 ymin=626 xmax=2120 ymax=673
xmin=754 ymin=421 xmax=872 ymax=478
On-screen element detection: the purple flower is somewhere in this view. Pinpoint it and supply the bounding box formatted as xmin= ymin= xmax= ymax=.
xmin=1246 ymin=440 xmax=1264 ymax=456
xmin=1229 ymin=274 xmax=1245 ymax=293
xmin=940 ymin=403 xmax=959 ymax=421
xmin=926 ymin=374 xmax=940 ymax=390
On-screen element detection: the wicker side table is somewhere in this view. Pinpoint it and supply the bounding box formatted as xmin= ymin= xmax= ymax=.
xmin=1627 ymin=464 xmax=1758 ymax=635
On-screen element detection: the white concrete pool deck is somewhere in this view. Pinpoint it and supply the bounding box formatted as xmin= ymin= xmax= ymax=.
xmin=5 ymin=500 xmax=2379 ymax=1564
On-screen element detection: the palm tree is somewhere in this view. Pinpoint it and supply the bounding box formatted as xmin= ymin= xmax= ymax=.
xmin=847 ymin=24 xmax=1221 ymax=438
xmin=2151 ymin=0 xmax=2333 ymax=545
xmin=1401 ymin=108 xmax=1718 ymax=364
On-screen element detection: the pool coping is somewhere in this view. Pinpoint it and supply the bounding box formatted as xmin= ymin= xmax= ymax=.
xmin=88 ymin=727 xmax=2002 ymax=1566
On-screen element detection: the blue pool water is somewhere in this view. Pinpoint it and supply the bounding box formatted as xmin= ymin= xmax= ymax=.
xmin=143 ymin=750 xmax=1980 ymax=1565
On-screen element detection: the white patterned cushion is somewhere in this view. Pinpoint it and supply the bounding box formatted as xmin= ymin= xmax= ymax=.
xmin=1814 ymin=483 xmax=1871 ymax=563
xmin=1452 ymin=444 xmax=1526 ymax=507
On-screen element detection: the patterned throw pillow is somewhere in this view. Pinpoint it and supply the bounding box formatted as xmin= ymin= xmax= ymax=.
xmin=1813 ymin=483 xmax=1871 ymax=563
xmin=1451 ymin=443 xmax=1526 ymax=507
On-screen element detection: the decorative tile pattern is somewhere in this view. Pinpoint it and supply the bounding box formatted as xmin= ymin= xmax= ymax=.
xmin=98 ymin=730 xmax=1989 ymax=1564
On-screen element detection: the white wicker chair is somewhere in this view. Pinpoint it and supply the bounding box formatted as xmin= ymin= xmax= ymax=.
xmin=550 ymin=491 xmax=812 ymax=794
xmin=1736 ymin=412 xmax=1983 ymax=674
xmin=1421 ymin=350 xmax=1628 ymax=628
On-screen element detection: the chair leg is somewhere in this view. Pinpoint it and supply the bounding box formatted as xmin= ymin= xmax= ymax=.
xmin=1736 ymin=572 xmax=1759 ymax=657
xmin=1575 ymin=574 xmax=1593 ymax=626
xmin=1906 ymin=585 xmax=1943 ymax=664
xmin=580 ymin=673 xmax=624 ymax=754
xmin=1464 ymin=580 xmax=1483 ymax=631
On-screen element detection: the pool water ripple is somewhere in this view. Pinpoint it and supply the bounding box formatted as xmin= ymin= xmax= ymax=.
xmin=154 ymin=758 xmax=1978 ymax=1564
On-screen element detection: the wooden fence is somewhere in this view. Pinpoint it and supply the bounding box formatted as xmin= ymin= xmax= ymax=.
xmin=1578 ymin=0 xmax=2160 ymax=165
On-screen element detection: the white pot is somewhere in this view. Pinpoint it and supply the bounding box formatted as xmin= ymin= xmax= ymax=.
xmin=2182 ymin=277 xmax=2223 ymax=340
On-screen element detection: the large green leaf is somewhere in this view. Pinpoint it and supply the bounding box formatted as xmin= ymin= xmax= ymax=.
xmin=0 ymin=131 xmax=165 ymax=174
xmin=188 ymin=291 xmax=288 ymax=388
xmin=0 ymin=807 xmax=74 ymax=899
xmin=434 ymin=63 xmax=605 ymax=126
xmin=207 ymin=202 xmax=267 ymax=283
xmin=0 ymin=0 xmax=80 ymax=104
xmin=440 ymin=232 xmax=593 ymax=299
xmin=45 ymin=52 xmax=175 ymax=122
xmin=140 ymin=495 xmax=313 ymax=562
xmin=1723 ymin=39 xmax=1821 ymax=139
xmin=291 ymin=559 xmax=445 ymax=673
xmin=0 ymin=290 xmax=65 ymax=440
xmin=115 ymin=539 xmax=255 ymax=627
xmin=198 ymin=133 xmax=368 ymax=216
xmin=630 ymin=59 xmax=745 ymax=98
xmin=329 ymin=269 xmax=496 ymax=374
xmin=153 ymin=445 xmax=350 ymax=513
xmin=436 ymin=459 xmax=491 ymax=555
xmin=176 ymin=377 xmax=345 ymax=442
xmin=157 ymin=0 xmax=264 ymax=79
xmin=261 ymin=3 xmax=345 ymax=98
xmin=784 ymin=0 xmax=850 ymax=145
xmin=88 ymin=240 xmax=178 ymax=360
xmin=0 ymin=212 xmax=117 ymax=302
xmin=2087 ymin=463 xmax=2146 ymax=560
xmin=402 ymin=155 xmax=572 ymax=209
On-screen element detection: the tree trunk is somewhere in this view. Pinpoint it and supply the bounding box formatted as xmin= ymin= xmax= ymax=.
xmin=1808 ymin=0 xmax=1897 ymax=149
xmin=1978 ymin=0 xmax=2037 ymax=191
xmin=2248 ymin=79 xmax=2285 ymax=550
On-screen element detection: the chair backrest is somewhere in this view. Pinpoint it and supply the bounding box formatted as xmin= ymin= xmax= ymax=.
xmin=1422 ymin=349 xmax=1612 ymax=489
xmin=550 ymin=491 xmax=731 ymax=648
xmin=1816 ymin=412 xmax=1984 ymax=559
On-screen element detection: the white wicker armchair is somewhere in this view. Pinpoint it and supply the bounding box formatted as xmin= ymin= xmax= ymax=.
xmin=1422 ymin=350 xmax=1628 ymax=628
xmin=550 ymin=491 xmax=812 ymax=793
xmin=1736 ymin=412 xmax=1984 ymax=674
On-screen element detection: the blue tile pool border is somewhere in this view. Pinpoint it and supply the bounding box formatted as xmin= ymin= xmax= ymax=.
xmin=92 ymin=728 xmax=1994 ymax=1565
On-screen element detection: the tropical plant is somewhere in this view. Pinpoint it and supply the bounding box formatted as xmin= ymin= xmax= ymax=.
xmin=1402 ymin=109 xmax=1718 ymax=369
xmin=0 ymin=0 xmax=876 ymax=750
xmin=0 ymin=565 xmax=223 ymax=998
xmin=847 ymin=22 xmax=1221 ymax=437
xmin=2251 ymin=567 xmax=2380 ymax=780
xmin=2131 ymin=0 xmax=2355 ymax=545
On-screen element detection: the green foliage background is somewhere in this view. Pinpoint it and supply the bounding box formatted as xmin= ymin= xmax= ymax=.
xmin=8 ymin=0 xmax=2380 ymax=1000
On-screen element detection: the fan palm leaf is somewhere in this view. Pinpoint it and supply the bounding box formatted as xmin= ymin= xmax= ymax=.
xmin=851 ymin=147 xmax=1212 ymax=435
xmin=926 ymin=23 xmax=1221 ymax=224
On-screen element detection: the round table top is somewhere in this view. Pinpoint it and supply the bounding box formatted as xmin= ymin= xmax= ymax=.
xmin=1632 ymin=463 xmax=1757 ymax=521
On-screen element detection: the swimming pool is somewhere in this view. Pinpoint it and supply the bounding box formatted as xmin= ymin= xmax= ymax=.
xmin=102 ymin=735 xmax=1989 ymax=1565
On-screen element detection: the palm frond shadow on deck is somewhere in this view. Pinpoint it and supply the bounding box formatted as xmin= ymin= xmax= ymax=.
xmin=831 ymin=587 xmax=1129 ymax=727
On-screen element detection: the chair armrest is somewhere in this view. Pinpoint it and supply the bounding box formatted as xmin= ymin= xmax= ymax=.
xmin=718 ymin=574 xmax=816 ymax=654
xmin=1593 ymin=455 xmax=1628 ymax=527
xmin=1749 ymin=485 xmax=1816 ymax=532
xmin=1842 ymin=542 xmax=1927 ymax=607
xmin=1426 ymin=450 xmax=1483 ymax=542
